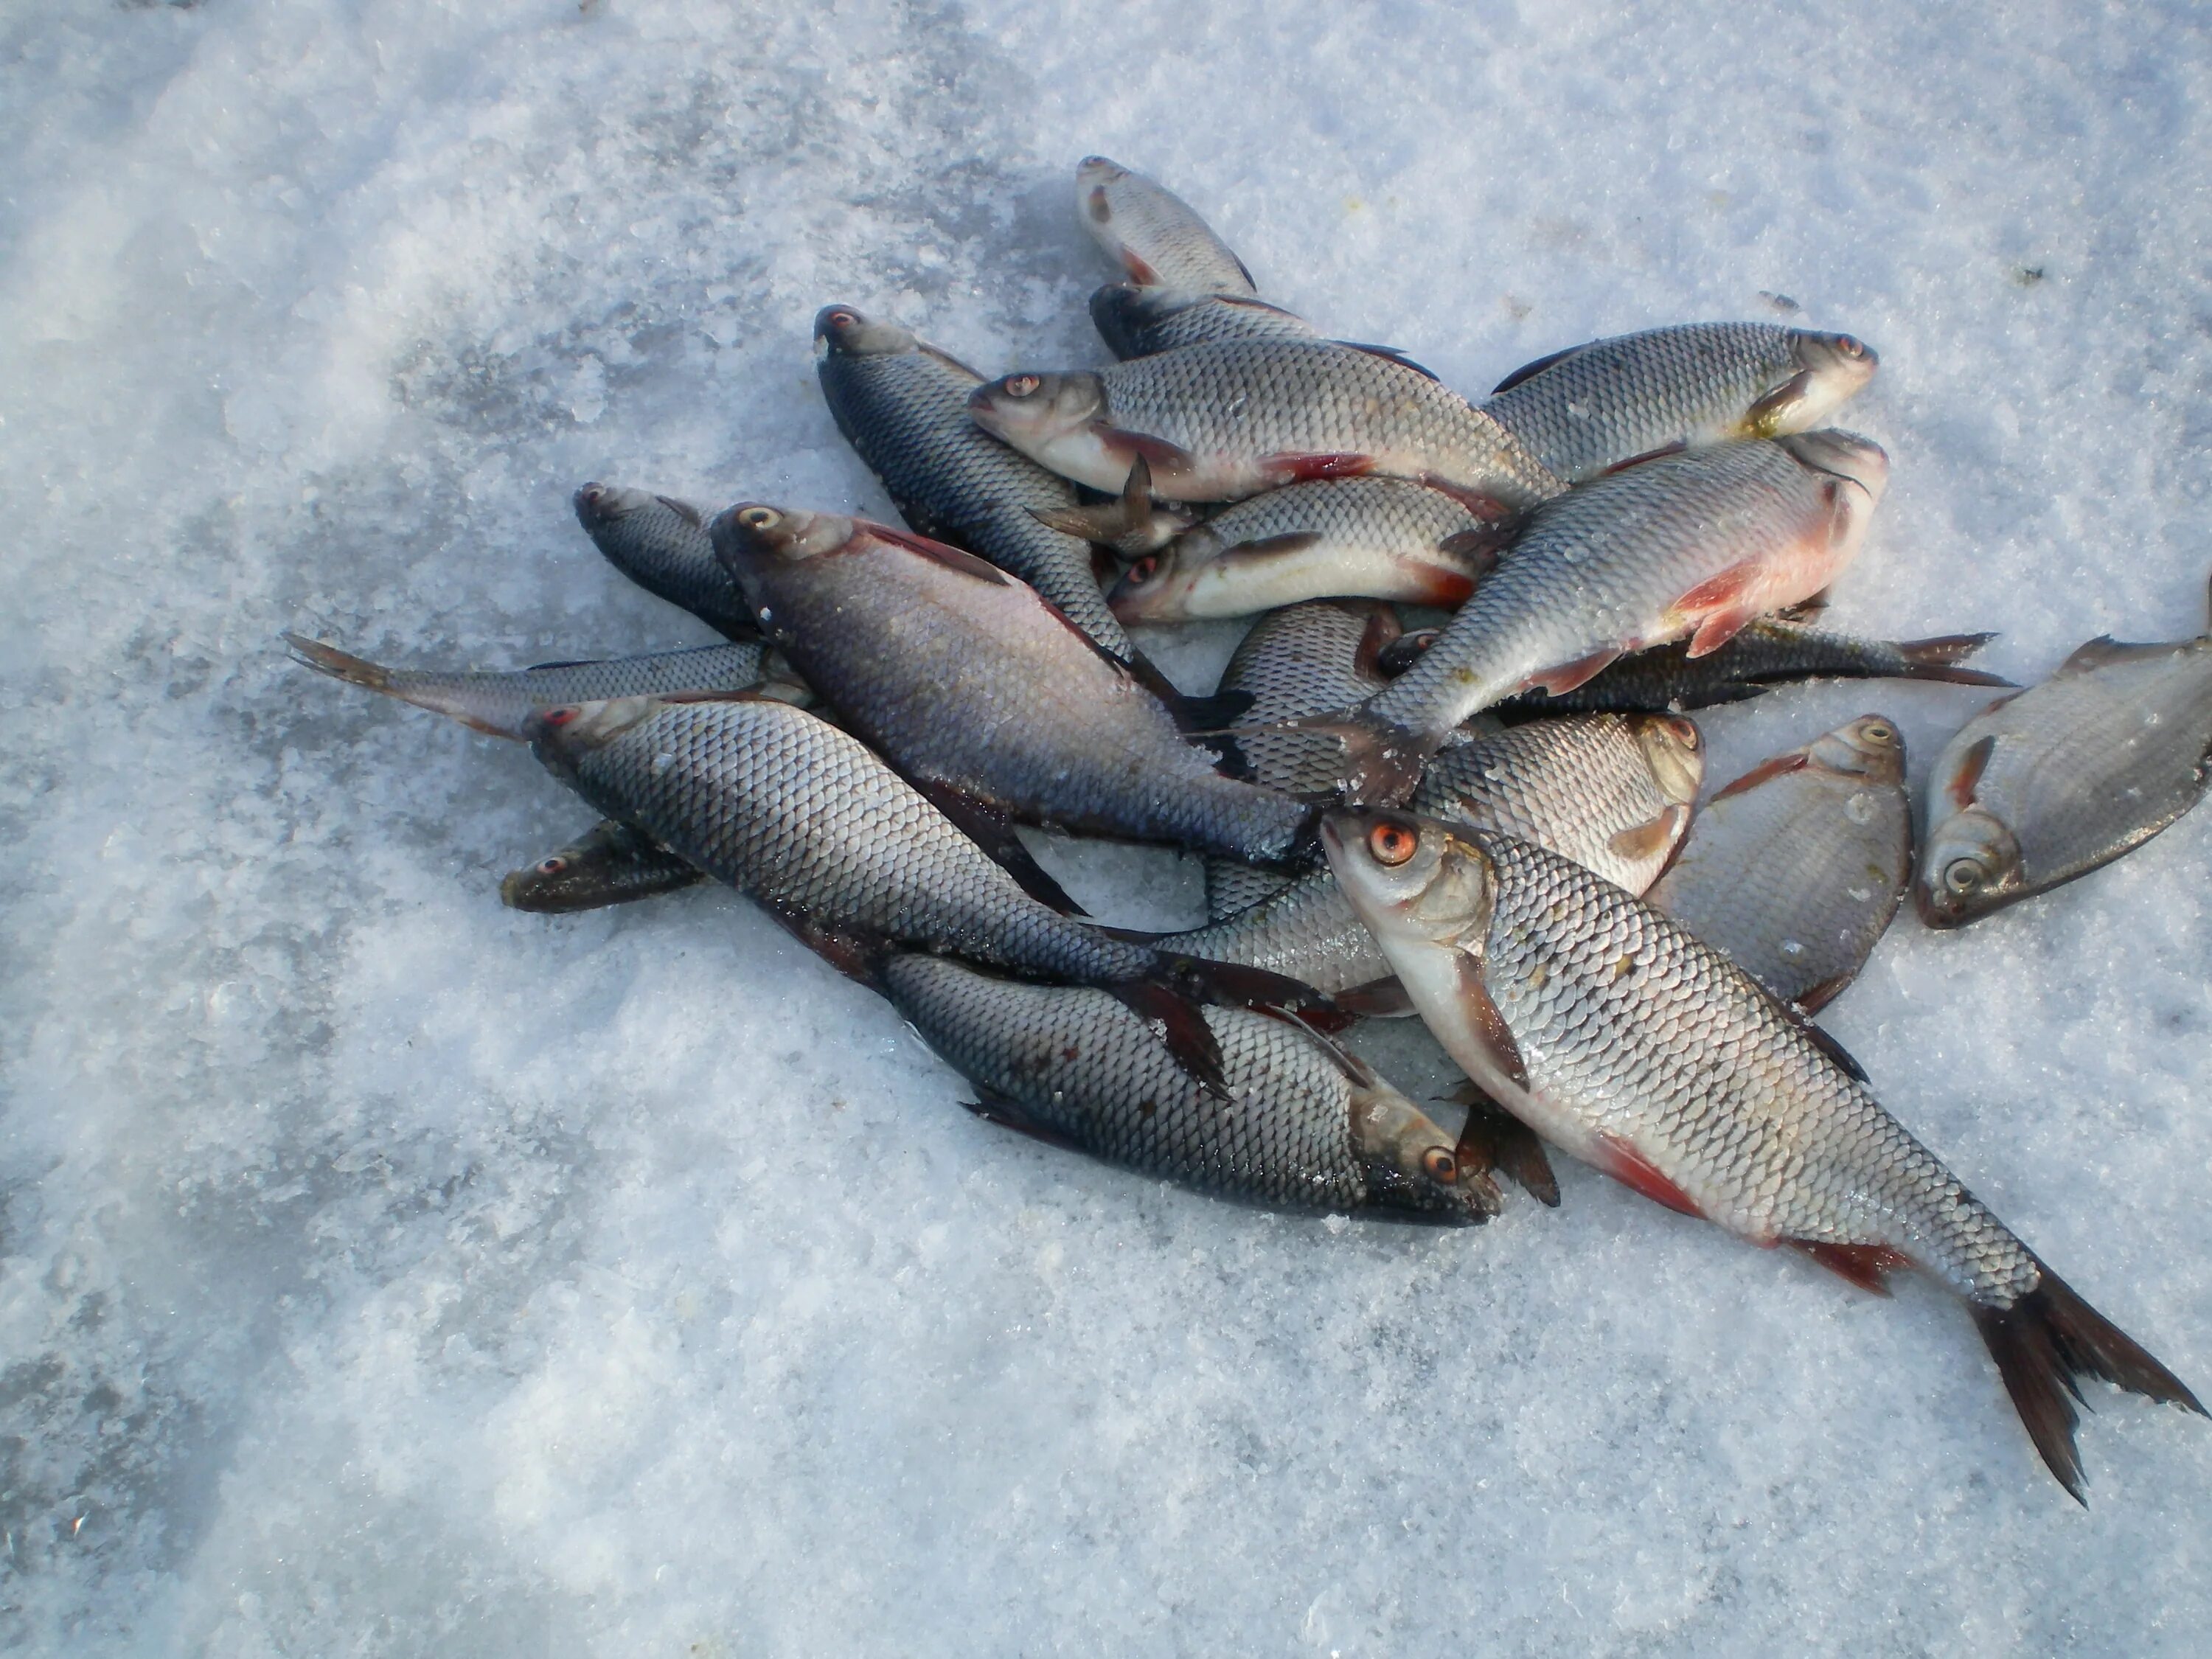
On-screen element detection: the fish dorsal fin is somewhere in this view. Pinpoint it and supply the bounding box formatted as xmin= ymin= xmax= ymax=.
xmin=1778 ymin=996 xmax=1868 ymax=1083
xmin=1337 ymin=341 xmax=1439 ymax=381
xmin=1488 ymin=342 xmax=1589 ymax=396
xmin=906 ymin=778 xmax=1088 ymax=917
xmin=915 ymin=340 xmax=985 ymax=382
xmin=2056 ymin=636 xmax=2184 ymax=675
xmin=654 ymin=495 xmax=706 ymax=528
xmin=1712 ymin=749 xmax=1810 ymax=802
xmin=857 ymin=518 xmax=1012 ymax=585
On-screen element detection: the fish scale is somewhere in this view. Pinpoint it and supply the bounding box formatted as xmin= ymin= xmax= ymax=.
xmin=1077 ymin=156 xmax=1257 ymax=293
xmin=572 ymin=484 xmax=757 ymax=640
xmin=1089 ymin=285 xmax=1320 ymax=358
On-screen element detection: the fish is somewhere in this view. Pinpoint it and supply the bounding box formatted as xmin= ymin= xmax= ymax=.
xmin=1482 ymin=323 xmax=1879 ymax=483
xmin=1338 ymin=432 xmax=1891 ymax=801
xmin=1919 ymin=582 xmax=2212 ymax=926
xmin=1167 ymin=714 xmax=1702 ymax=1004
xmin=524 ymin=694 xmax=1329 ymax=1096
xmin=1376 ymin=616 xmax=2011 ymax=714
xmin=1324 ymin=811 xmax=2205 ymax=1500
xmin=1100 ymin=477 xmax=1504 ymax=622
xmin=283 ymin=635 xmax=787 ymax=740
xmin=811 ymin=304 xmax=1135 ymax=661
xmin=967 ymin=338 xmax=1568 ymax=510
xmin=1648 ymin=715 xmax=1911 ymax=1010
xmin=571 ymin=484 xmax=757 ymax=640
xmin=711 ymin=504 xmax=1317 ymax=867
xmin=1077 ymin=155 xmax=1257 ymax=293
xmin=499 ymin=818 xmax=707 ymax=914
xmin=883 ymin=952 xmax=1497 ymax=1220
xmin=1089 ymin=284 xmax=1319 ymax=358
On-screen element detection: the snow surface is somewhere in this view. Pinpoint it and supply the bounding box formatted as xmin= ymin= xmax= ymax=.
xmin=4 ymin=0 xmax=2211 ymax=1652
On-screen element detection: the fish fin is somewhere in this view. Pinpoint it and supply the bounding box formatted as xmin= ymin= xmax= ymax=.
xmin=1947 ymin=734 xmax=1997 ymax=812
xmin=1416 ymin=477 xmax=1514 ymax=520
xmin=1443 ymin=1083 xmax=1560 ymax=1206
xmin=907 ymin=781 xmax=1088 ymax=917
xmin=1528 ymin=647 xmax=1623 ymax=697
xmin=1972 ymin=1264 xmax=2208 ymax=1504
xmin=1741 ymin=368 xmax=1815 ymax=437
xmin=1660 ymin=681 xmax=1768 ymax=712
xmin=1119 ymin=643 xmax=1191 ymax=709
xmin=1787 ymin=1239 xmax=1910 ymax=1295
xmin=1336 ymin=341 xmax=1439 ymax=380
xmin=1165 ymin=687 xmax=1259 ymax=732
xmin=1107 ymin=979 xmax=1230 ymax=1099
xmin=653 ymin=494 xmax=707 ymax=529
xmin=1410 ymin=567 xmax=1480 ymax=606
xmin=1265 ymin=451 xmax=1377 ymax=484
xmin=1672 ymin=564 xmax=1766 ymax=658
xmin=914 ymin=340 xmax=987 ymax=381
xmin=1892 ymin=632 xmax=2013 ymax=686
xmin=1373 ymin=628 xmax=1439 ymax=678
xmin=1026 ymin=456 xmax=1178 ymax=554
xmin=1487 ymin=343 xmax=1588 ymax=396
xmin=1331 ymin=977 xmax=1416 ymax=1018
xmin=1435 ymin=526 xmax=1510 ymax=571
xmin=2056 ymin=636 xmax=2185 ymax=675
xmin=1778 ymin=1001 xmax=1869 ymax=1083
xmin=962 ymin=1085 xmax=1088 ymax=1154
xmin=1775 ymin=594 xmax=1831 ymax=622
xmin=1275 ymin=714 xmax=1433 ymax=807
xmin=1161 ymin=953 xmax=1336 ymax=1018
xmin=1352 ymin=604 xmax=1407 ymax=677
xmin=857 ymin=518 xmax=1014 ymax=585
xmin=1453 ymin=951 xmax=1530 ymax=1090
xmin=1607 ymin=803 xmax=1690 ymax=864
xmin=281 ymin=633 xmax=520 ymax=739
xmin=1601 ymin=439 xmax=1689 ymax=475
xmin=1712 ymin=749 xmax=1811 ymax=802
xmin=761 ymin=909 xmax=888 ymax=990
xmin=1593 ymin=1133 xmax=1704 ymax=1217
xmin=1219 ymin=530 xmax=1325 ymax=562
xmin=1101 ymin=426 xmax=1199 ymax=481
xmin=1790 ymin=970 xmax=1856 ymax=1015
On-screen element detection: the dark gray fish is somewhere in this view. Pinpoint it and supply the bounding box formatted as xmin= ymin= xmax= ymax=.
xmin=712 ymin=505 xmax=1316 ymax=866
xmin=1089 ymin=284 xmax=1319 ymax=358
xmin=884 ymin=953 xmax=1495 ymax=1220
xmin=1920 ymin=584 xmax=2212 ymax=926
xmin=1378 ymin=616 xmax=2011 ymax=714
xmin=284 ymin=635 xmax=784 ymax=739
xmin=1327 ymin=812 xmax=2205 ymax=1502
xmin=1077 ymin=156 xmax=1256 ymax=293
xmin=526 ymin=695 xmax=1327 ymax=1096
xmin=812 ymin=305 xmax=1133 ymax=660
xmin=572 ymin=484 xmax=756 ymax=639
xmin=1483 ymin=322 xmax=1878 ymax=483
xmin=500 ymin=818 xmax=706 ymax=914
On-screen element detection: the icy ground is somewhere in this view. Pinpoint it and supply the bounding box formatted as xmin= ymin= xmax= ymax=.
xmin=4 ymin=0 xmax=2211 ymax=1652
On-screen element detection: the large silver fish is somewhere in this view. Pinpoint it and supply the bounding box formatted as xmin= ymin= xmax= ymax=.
xmin=571 ymin=484 xmax=757 ymax=640
xmin=811 ymin=305 xmax=1133 ymax=660
xmin=1325 ymin=811 xmax=2205 ymax=1500
xmin=967 ymin=338 xmax=1567 ymax=510
xmin=1649 ymin=715 xmax=1910 ymax=1010
xmin=1077 ymin=155 xmax=1256 ymax=293
xmin=1482 ymin=323 xmax=1878 ymax=483
xmin=285 ymin=635 xmax=786 ymax=740
xmin=1341 ymin=433 xmax=1889 ymax=800
xmin=525 ymin=695 xmax=1325 ymax=1095
xmin=883 ymin=953 xmax=1495 ymax=1220
xmin=1919 ymin=585 xmax=2212 ymax=926
xmin=499 ymin=818 xmax=706 ymax=914
xmin=712 ymin=504 xmax=1315 ymax=866
xmin=1088 ymin=284 xmax=1319 ymax=358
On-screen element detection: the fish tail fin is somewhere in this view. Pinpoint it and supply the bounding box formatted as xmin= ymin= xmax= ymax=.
xmin=1158 ymin=954 xmax=1335 ymax=1018
xmin=1894 ymin=632 xmax=2015 ymax=686
xmin=283 ymin=632 xmax=395 ymax=694
xmin=1288 ymin=714 xmax=1433 ymax=807
xmin=1026 ymin=458 xmax=1185 ymax=555
xmin=1107 ymin=979 xmax=1229 ymax=1099
xmin=1971 ymin=1263 xmax=2206 ymax=1503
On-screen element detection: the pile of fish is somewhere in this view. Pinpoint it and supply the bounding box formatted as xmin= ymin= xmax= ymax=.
xmin=293 ymin=157 xmax=2211 ymax=1502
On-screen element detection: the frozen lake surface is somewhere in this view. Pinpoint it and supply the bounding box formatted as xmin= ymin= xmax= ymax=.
xmin=4 ymin=1 xmax=2209 ymax=1652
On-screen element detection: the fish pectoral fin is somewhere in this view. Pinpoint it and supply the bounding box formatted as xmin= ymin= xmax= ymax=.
xmin=1947 ymin=734 xmax=1998 ymax=812
xmin=1670 ymin=564 xmax=1767 ymax=658
xmin=1487 ymin=342 xmax=1588 ymax=396
xmin=761 ymin=907 xmax=889 ymax=990
xmin=1453 ymin=950 xmax=1530 ymax=1091
xmin=1607 ymin=803 xmax=1689 ymax=865
xmin=1593 ymin=1134 xmax=1703 ymax=1217
xmin=1102 ymin=425 xmax=1199 ymax=482
xmin=1442 ymin=1083 xmax=1560 ymax=1206
xmin=1264 ymin=451 xmax=1377 ymax=484
xmin=859 ymin=519 xmax=1013 ymax=585
xmin=1218 ymin=530 xmax=1325 ymax=563
xmin=1416 ymin=477 xmax=1513 ymax=521
xmin=1741 ymin=368 xmax=1815 ymax=437
xmin=963 ymin=1085 xmax=1088 ymax=1155
xmin=1785 ymin=1239 xmax=1911 ymax=1295
xmin=1790 ymin=970 xmax=1855 ymax=1015
xmin=1332 ymin=977 xmax=1416 ymax=1018
xmin=1528 ymin=647 xmax=1623 ymax=698
xmin=908 ymin=781 xmax=1088 ymax=917
xmin=1712 ymin=749 xmax=1811 ymax=802
xmin=1107 ymin=979 xmax=1230 ymax=1100
xmin=1435 ymin=526 xmax=1511 ymax=573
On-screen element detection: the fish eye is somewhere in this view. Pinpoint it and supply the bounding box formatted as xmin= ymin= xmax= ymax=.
xmin=1004 ymin=374 xmax=1041 ymax=397
xmin=1663 ymin=717 xmax=1700 ymax=749
xmin=1863 ymin=722 xmax=1895 ymax=744
xmin=1368 ymin=821 xmax=1419 ymax=867
xmin=536 ymin=857 xmax=566 ymax=876
xmin=1834 ymin=334 xmax=1866 ymax=358
xmin=1127 ymin=556 xmax=1158 ymax=585
xmin=1944 ymin=858 xmax=1983 ymax=892
xmin=540 ymin=706 xmax=579 ymax=729
xmin=1420 ymin=1147 xmax=1458 ymax=1183
xmin=738 ymin=506 xmax=780 ymax=531
xmin=827 ymin=310 xmax=858 ymax=328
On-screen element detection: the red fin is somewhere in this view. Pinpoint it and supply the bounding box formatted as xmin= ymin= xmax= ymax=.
xmin=1788 ymin=1239 xmax=1911 ymax=1295
xmin=1594 ymin=1135 xmax=1703 ymax=1217
xmin=1947 ymin=734 xmax=1997 ymax=812
xmin=858 ymin=518 xmax=1012 ymax=585
xmin=1266 ymin=451 xmax=1374 ymax=483
xmin=1528 ymin=647 xmax=1622 ymax=697
xmin=1416 ymin=477 xmax=1512 ymax=520
xmin=1713 ymin=749 xmax=1811 ymax=802
xmin=1352 ymin=605 xmax=1405 ymax=677
xmin=1331 ymin=976 xmax=1414 ymax=1018
xmin=1412 ymin=568 xmax=1478 ymax=606
xmin=1601 ymin=439 xmax=1688 ymax=475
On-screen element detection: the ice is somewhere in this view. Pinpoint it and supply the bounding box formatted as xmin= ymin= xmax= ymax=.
xmin=4 ymin=1 xmax=2210 ymax=1652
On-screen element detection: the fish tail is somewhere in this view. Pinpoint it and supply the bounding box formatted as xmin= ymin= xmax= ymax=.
xmin=1158 ymin=953 xmax=1335 ymax=1017
xmin=1893 ymin=632 xmax=2015 ymax=686
xmin=284 ymin=632 xmax=525 ymax=738
xmin=1295 ymin=714 xmax=1433 ymax=807
xmin=283 ymin=632 xmax=395 ymax=694
xmin=1971 ymin=1262 xmax=2206 ymax=1503
xmin=1026 ymin=457 xmax=1180 ymax=555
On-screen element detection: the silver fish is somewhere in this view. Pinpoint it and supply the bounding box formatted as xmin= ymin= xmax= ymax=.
xmin=1649 ymin=715 xmax=1910 ymax=1009
xmin=811 ymin=305 xmax=1134 ymax=660
xmin=1105 ymin=477 xmax=1501 ymax=622
xmin=883 ymin=952 xmax=1495 ymax=1220
xmin=499 ymin=818 xmax=706 ymax=914
xmin=1919 ymin=585 xmax=2212 ymax=925
xmin=572 ymin=484 xmax=756 ymax=640
xmin=525 ymin=695 xmax=1325 ymax=1096
xmin=1483 ymin=322 xmax=1878 ymax=483
xmin=1077 ymin=155 xmax=1256 ymax=293
xmin=1089 ymin=284 xmax=1318 ymax=358
xmin=284 ymin=635 xmax=784 ymax=740
xmin=1325 ymin=812 xmax=2205 ymax=1500
xmin=1344 ymin=433 xmax=1890 ymax=799
xmin=967 ymin=338 xmax=1567 ymax=510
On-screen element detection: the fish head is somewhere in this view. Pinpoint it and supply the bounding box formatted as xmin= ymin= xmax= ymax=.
xmin=1321 ymin=810 xmax=1495 ymax=948
xmin=572 ymin=481 xmax=679 ymax=532
xmin=1916 ymin=804 xmax=2025 ymax=926
xmin=1105 ymin=542 xmax=1200 ymax=622
xmin=1809 ymin=714 xmax=1907 ymax=784
xmin=710 ymin=502 xmax=855 ymax=584
xmin=1767 ymin=330 xmax=1880 ymax=428
xmin=1626 ymin=714 xmax=1706 ymax=808
xmin=966 ymin=370 xmax=1108 ymax=452
xmin=812 ymin=304 xmax=918 ymax=360
xmin=1350 ymin=1080 xmax=1503 ymax=1221
xmin=523 ymin=696 xmax=661 ymax=782
xmin=1373 ymin=627 xmax=1440 ymax=679
xmin=1777 ymin=428 xmax=1891 ymax=505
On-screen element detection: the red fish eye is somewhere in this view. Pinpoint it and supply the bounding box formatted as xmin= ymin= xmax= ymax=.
xmin=1128 ymin=557 xmax=1158 ymax=585
xmin=1664 ymin=717 xmax=1700 ymax=748
xmin=538 ymin=858 xmax=566 ymax=875
xmin=1004 ymin=374 xmax=1040 ymax=397
xmin=1421 ymin=1147 xmax=1458 ymax=1183
xmin=1834 ymin=334 xmax=1865 ymax=358
xmin=738 ymin=507 xmax=779 ymax=530
xmin=829 ymin=310 xmax=858 ymax=328
xmin=1368 ymin=821 xmax=1419 ymax=866
xmin=540 ymin=706 xmax=579 ymax=728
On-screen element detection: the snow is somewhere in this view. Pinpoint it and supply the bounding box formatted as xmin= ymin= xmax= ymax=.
xmin=4 ymin=1 xmax=2209 ymax=1652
